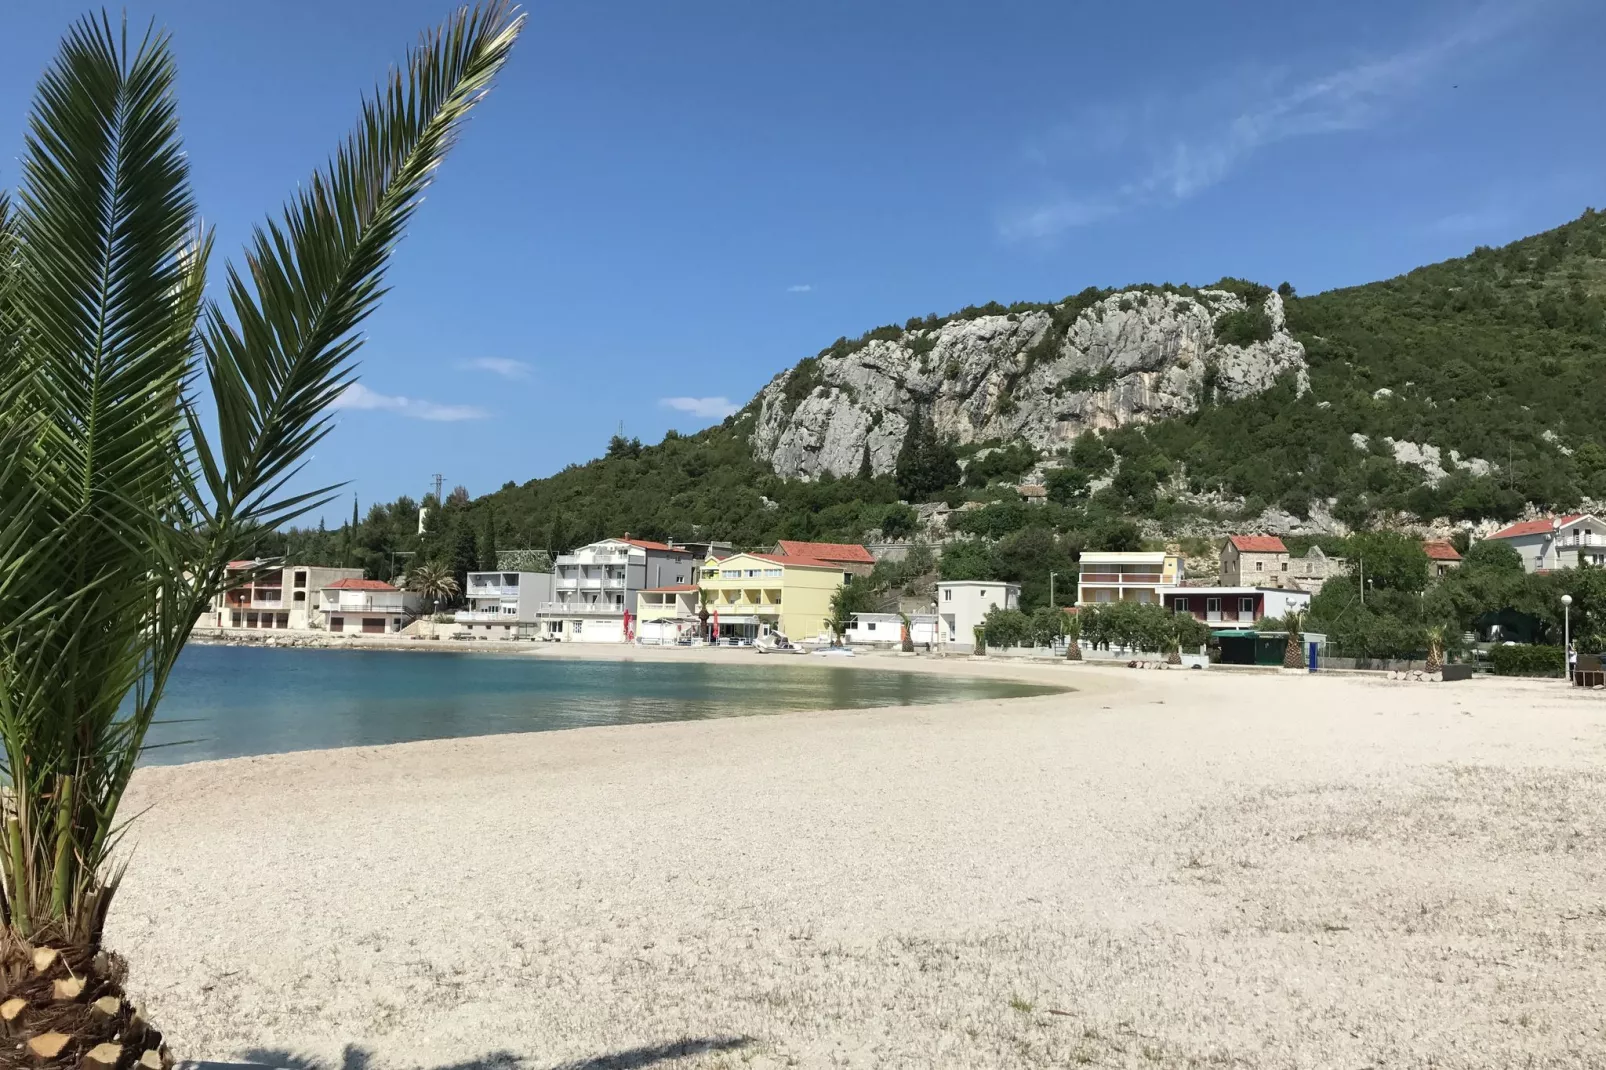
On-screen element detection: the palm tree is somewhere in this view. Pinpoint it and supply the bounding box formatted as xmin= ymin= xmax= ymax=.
xmin=1424 ymin=625 xmax=1446 ymax=673
xmin=0 ymin=8 xmax=521 ymax=1060
xmin=697 ymin=587 xmax=713 ymax=641
xmin=407 ymin=560 xmax=461 ymax=615
xmin=1064 ymin=613 xmax=1082 ymax=660
xmin=897 ymin=611 xmax=915 ymax=653
xmin=1282 ymin=608 xmax=1309 ymax=669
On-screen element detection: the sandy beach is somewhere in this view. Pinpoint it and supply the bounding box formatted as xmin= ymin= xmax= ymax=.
xmin=111 ymin=651 xmax=1606 ymax=1069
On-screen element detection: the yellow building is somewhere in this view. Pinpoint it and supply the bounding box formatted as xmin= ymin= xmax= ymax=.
xmin=698 ymin=552 xmax=847 ymax=642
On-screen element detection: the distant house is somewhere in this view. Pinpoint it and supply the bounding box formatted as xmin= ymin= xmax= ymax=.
xmin=936 ymin=581 xmax=1020 ymax=649
xmin=844 ymin=612 xmax=940 ymax=647
xmin=318 ymin=578 xmax=422 ymax=635
xmin=456 ymin=570 xmax=555 ymax=639
xmin=542 ymin=537 xmax=696 ymax=642
xmin=1422 ymin=540 xmax=1463 ymax=578
xmin=213 ymin=561 xmax=365 ymax=632
xmin=1289 ymin=545 xmax=1347 ymax=592
xmin=773 ymin=540 xmax=877 ymax=578
xmin=1077 ymin=551 xmax=1184 ymax=606
xmin=1163 ymin=586 xmax=1311 ymax=631
xmin=1016 ymin=484 xmax=1048 ymax=505
xmin=636 ymin=585 xmax=702 ymax=644
xmin=1486 ymin=514 xmax=1606 ymax=572
xmin=700 ymin=551 xmax=845 ymax=642
xmin=1219 ymin=535 xmax=1291 ymax=588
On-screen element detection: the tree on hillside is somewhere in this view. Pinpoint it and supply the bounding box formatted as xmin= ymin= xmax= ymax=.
xmin=479 ymin=504 xmax=499 ymax=571
xmin=0 ymin=6 xmax=521 ymax=1058
xmin=895 ymin=409 xmax=961 ymax=501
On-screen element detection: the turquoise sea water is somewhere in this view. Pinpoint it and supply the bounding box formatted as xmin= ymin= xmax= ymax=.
xmin=142 ymin=645 xmax=1062 ymax=765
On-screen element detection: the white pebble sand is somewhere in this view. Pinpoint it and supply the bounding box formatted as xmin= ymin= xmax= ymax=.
xmin=110 ymin=650 xmax=1606 ymax=1069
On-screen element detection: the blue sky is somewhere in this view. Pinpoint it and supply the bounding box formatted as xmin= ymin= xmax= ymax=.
xmin=3 ymin=0 xmax=1603 ymax=522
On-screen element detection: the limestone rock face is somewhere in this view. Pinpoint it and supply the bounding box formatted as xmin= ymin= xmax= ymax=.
xmin=750 ymin=289 xmax=1307 ymax=480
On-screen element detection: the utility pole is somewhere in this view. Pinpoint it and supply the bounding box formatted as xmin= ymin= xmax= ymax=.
xmin=1358 ymin=557 xmax=1364 ymax=607
xmin=430 ymin=473 xmax=444 ymax=504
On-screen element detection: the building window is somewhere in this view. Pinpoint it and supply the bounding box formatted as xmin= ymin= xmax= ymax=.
xmin=293 ymin=571 xmax=307 ymax=588
xmin=293 ymin=591 xmax=306 ymax=603
xmin=943 ymin=589 xmax=952 ymax=601
xmin=1206 ymin=598 xmax=1220 ymax=615
xmin=1239 ymin=597 xmax=1254 ymax=617
xmin=572 ymin=620 xmax=582 ymax=634
xmin=1255 ymin=560 xmax=1264 ymax=571
xmin=1175 ymin=597 xmax=1188 ymax=612
xmin=331 ymin=616 xmax=343 ymax=631
xmin=979 ymin=589 xmax=987 ymax=597
xmin=843 ymin=574 xmax=853 ymax=585
xmin=231 ymin=611 xmax=241 ymax=627
xmin=866 ymin=622 xmax=876 ymax=632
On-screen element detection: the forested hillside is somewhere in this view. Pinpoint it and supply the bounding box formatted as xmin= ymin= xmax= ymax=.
xmin=267 ymin=210 xmax=1606 ymax=584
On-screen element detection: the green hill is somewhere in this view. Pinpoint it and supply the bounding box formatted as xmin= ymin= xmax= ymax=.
xmin=272 ymin=209 xmax=1606 ymax=579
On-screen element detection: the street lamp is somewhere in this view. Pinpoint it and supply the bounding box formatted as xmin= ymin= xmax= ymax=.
xmin=1049 ymin=571 xmax=1060 ymax=608
xmin=1562 ymin=593 xmax=1573 ymax=680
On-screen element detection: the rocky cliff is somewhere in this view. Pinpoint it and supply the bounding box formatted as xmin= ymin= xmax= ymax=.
xmin=749 ymin=288 xmax=1308 ymax=480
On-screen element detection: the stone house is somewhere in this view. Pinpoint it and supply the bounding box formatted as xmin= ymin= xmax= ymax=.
xmin=1219 ymin=535 xmax=1292 ymax=588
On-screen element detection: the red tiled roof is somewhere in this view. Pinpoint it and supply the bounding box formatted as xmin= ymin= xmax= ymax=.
xmin=1488 ymin=514 xmax=1586 ymax=539
xmin=226 ymin=560 xmax=259 ymax=569
xmin=642 ymin=584 xmax=698 ymax=593
xmin=1422 ymin=539 xmax=1462 ymax=561
xmin=1227 ymin=534 xmax=1287 ymax=553
xmin=774 ymin=540 xmax=876 ymax=564
xmin=750 ymin=552 xmax=841 ymax=570
xmin=324 ymin=578 xmax=398 ymax=592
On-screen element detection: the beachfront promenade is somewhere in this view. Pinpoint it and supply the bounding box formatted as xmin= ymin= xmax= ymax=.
xmin=114 ymin=651 xmax=1604 ymax=1068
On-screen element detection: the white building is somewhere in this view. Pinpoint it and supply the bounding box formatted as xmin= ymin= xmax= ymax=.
xmin=541 ymin=537 xmax=696 ymax=643
xmin=935 ymin=581 xmax=1021 ymax=650
xmin=317 ymin=578 xmax=422 ymax=635
xmin=211 ymin=561 xmax=364 ymax=631
xmin=455 ymin=571 xmax=555 ymax=639
xmin=844 ymin=612 xmax=940 ymax=647
xmin=1486 ymin=514 xmax=1606 ymax=572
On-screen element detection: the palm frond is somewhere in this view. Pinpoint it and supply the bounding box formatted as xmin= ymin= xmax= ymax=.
xmin=194 ymin=3 xmax=523 ymax=546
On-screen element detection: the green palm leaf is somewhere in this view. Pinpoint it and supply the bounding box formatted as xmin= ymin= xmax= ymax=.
xmin=0 ymin=3 xmax=523 ymax=996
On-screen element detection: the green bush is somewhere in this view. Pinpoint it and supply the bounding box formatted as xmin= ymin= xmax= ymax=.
xmin=982 ymin=607 xmax=1031 ymax=649
xmin=1488 ymin=643 xmax=1564 ymax=677
xmin=1213 ymin=305 xmax=1274 ymax=346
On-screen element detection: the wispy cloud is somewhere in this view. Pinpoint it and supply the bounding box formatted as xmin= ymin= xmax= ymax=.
xmin=1000 ymin=3 xmax=1547 ymax=240
xmin=786 ymin=284 xmax=813 ymax=293
xmin=660 ymin=396 xmax=739 ymax=420
xmin=334 ymin=383 xmax=488 ymax=422
xmin=459 ymin=357 xmax=531 ymax=380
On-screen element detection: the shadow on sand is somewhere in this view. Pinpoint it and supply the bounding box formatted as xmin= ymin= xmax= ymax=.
xmin=191 ymin=1036 xmax=750 ymax=1070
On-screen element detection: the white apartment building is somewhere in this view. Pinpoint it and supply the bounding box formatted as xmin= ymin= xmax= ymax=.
xmin=455 ymin=571 xmax=556 ymax=639
xmin=316 ymin=578 xmax=422 ymax=634
xmin=935 ymin=581 xmax=1020 ymax=650
xmin=1076 ymin=551 xmax=1185 ymax=606
xmin=211 ymin=561 xmax=364 ymax=631
xmin=1486 ymin=514 xmax=1606 ymax=571
xmin=541 ymin=537 xmax=696 ymax=643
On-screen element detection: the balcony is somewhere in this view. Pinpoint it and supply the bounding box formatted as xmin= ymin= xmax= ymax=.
xmin=467 ymin=584 xmax=520 ymax=597
xmin=602 ymin=577 xmax=626 ymax=589
xmin=456 ymin=610 xmax=516 ymax=623
xmin=539 ymin=601 xmax=625 ymax=615
xmin=555 ymin=551 xmax=630 ymax=567
xmin=321 ymin=595 xmax=402 ymax=613
xmin=1078 ymin=573 xmax=1164 ymax=584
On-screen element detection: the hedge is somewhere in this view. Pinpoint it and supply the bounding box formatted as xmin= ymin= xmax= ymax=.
xmin=1488 ymin=644 xmax=1565 ymax=677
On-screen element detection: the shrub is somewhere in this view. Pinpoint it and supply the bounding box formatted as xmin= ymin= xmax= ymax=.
xmin=1213 ymin=305 xmax=1274 ymax=346
xmin=1489 ymin=644 xmax=1564 ymax=677
xmin=982 ymin=607 xmax=1031 ymax=649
